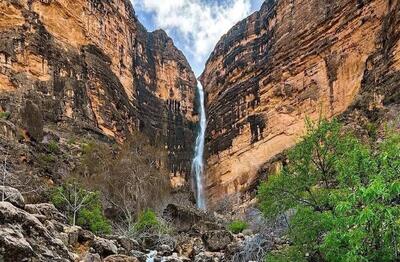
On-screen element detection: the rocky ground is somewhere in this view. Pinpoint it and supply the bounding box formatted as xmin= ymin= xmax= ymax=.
xmin=0 ymin=186 xmax=289 ymax=262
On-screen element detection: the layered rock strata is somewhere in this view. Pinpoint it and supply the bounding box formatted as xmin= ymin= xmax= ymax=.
xmin=200 ymin=0 xmax=400 ymax=204
xmin=0 ymin=0 xmax=197 ymax=183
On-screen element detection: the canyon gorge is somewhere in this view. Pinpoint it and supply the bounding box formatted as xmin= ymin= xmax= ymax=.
xmin=1 ymin=0 xmax=400 ymax=261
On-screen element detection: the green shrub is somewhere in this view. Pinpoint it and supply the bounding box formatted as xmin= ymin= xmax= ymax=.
xmin=133 ymin=209 xmax=160 ymax=233
xmin=0 ymin=111 xmax=11 ymax=120
xmin=228 ymin=220 xmax=248 ymax=234
xmin=78 ymin=206 xmax=111 ymax=234
xmin=81 ymin=141 xmax=96 ymax=155
xmin=38 ymin=154 xmax=56 ymax=170
xmin=47 ymin=140 xmax=59 ymax=153
xmin=51 ymin=181 xmax=111 ymax=234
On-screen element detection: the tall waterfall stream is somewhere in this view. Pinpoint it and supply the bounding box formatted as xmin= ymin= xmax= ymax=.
xmin=192 ymin=82 xmax=207 ymax=209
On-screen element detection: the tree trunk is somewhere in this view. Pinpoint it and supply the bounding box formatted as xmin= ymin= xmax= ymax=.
xmin=73 ymin=210 xmax=77 ymax=226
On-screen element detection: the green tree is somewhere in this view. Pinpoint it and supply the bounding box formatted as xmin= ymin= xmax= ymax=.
xmin=51 ymin=180 xmax=111 ymax=234
xmin=259 ymin=119 xmax=400 ymax=261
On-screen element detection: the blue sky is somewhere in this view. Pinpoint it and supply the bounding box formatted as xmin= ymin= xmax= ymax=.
xmin=131 ymin=0 xmax=264 ymax=76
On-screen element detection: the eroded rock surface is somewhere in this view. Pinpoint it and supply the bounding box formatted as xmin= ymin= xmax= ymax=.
xmin=200 ymin=0 xmax=400 ymax=205
xmin=0 ymin=186 xmax=25 ymax=208
xmin=0 ymin=201 xmax=73 ymax=261
xmin=0 ymin=0 xmax=197 ymax=185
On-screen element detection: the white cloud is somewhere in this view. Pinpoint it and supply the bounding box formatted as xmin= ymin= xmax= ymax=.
xmin=133 ymin=0 xmax=253 ymax=73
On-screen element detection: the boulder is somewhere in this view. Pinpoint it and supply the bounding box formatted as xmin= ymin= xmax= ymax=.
xmin=0 ymin=186 xmax=25 ymax=208
xmin=194 ymin=251 xmax=224 ymax=262
xmin=116 ymin=236 xmax=141 ymax=253
xmin=83 ymin=253 xmax=102 ymax=262
xmin=59 ymin=232 xmax=69 ymax=246
xmin=21 ymin=100 xmax=44 ymax=142
xmin=158 ymin=244 xmax=174 ymax=256
xmin=64 ymin=226 xmax=80 ymax=246
xmin=161 ymin=253 xmax=191 ymax=262
xmin=0 ymin=225 xmax=35 ymax=260
xmin=177 ymin=236 xmax=204 ymax=258
xmin=78 ymin=228 xmax=95 ymax=243
xmin=92 ymin=237 xmax=118 ymax=257
xmin=0 ymin=202 xmax=72 ymax=261
xmin=163 ymin=204 xmax=205 ymax=232
xmin=25 ymin=203 xmax=66 ymax=223
xmin=104 ymin=255 xmax=140 ymax=262
xmin=130 ymin=250 xmax=147 ymax=262
xmin=191 ymin=221 xmax=223 ymax=234
xmin=202 ymin=230 xmax=233 ymax=252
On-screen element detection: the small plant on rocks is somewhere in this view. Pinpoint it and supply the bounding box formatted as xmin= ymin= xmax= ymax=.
xmin=228 ymin=220 xmax=248 ymax=234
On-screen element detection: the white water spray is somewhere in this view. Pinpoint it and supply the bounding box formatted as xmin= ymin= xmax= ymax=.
xmin=192 ymin=82 xmax=207 ymax=209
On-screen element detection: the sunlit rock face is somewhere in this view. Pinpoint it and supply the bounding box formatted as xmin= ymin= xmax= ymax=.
xmin=0 ymin=0 xmax=197 ymax=182
xmin=200 ymin=0 xmax=400 ymax=205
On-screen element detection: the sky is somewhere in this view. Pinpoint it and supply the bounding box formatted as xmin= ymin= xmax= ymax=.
xmin=131 ymin=0 xmax=264 ymax=76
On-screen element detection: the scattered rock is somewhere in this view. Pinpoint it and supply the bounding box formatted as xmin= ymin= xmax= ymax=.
xmin=194 ymin=251 xmax=225 ymax=262
xmin=130 ymin=250 xmax=147 ymax=262
xmin=64 ymin=226 xmax=80 ymax=246
xmin=116 ymin=236 xmax=141 ymax=253
xmin=0 ymin=186 xmax=25 ymax=208
xmin=59 ymin=232 xmax=69 ymax=246
xmin=83 ymin=253 xmax=102 ymax=262
xmin=79 ymin=228 xmax=95 ymax=243
xmin=104 ymin=255 xmax=140 ymax=262
xmin=163 ymin=204 xmax=205 ymax=232
xmin=242 ymin=229 xmax=253 ymax=236
xmin=158 ymin=244 xmax=174 ymax=256
xmin=0 ymin=187 xmax=240 ymax=261
xmin=92 ymin=237 xmax=118 ymax=257
xmin=202 ymin=230 xmax=233 ymax=252
xmin=176 ymin=236 xmax=204 ymax=258
xmin=25 ymin=203 xmax=66 ymax=222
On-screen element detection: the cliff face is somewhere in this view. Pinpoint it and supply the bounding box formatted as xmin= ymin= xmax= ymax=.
xmin=0 ymin=0 xmax=197 ymax=184
xmin=201 ymin=0 xmax=400 ymax=204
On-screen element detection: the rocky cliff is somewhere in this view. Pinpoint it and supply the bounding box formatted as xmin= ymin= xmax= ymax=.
xmin=0 ymin=0 xmax=197 ymax=185
xmin=200 ymin=0 xmax=400 ymax=205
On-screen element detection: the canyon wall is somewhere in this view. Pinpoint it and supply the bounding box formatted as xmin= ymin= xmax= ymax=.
xmin=0 ymin=0 xmax=197 ymax=185
xmin=201 ymin=0 xmax=400 ymax=204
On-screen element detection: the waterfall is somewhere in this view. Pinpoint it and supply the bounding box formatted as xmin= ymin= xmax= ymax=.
xmin=192 ymin=82 xmax=207 ymax=209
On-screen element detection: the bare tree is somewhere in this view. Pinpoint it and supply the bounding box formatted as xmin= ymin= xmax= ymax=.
xmin=52 ymin=180 xmax=96 ymax=226
xmin=78 ymin=131 xmax=171 ymax=233
xmin=1 ymin=156 xmax=11 ymax=201
xmin=106 ymin=133 xmax=171 ymax=232
xmin=0 ymin=154 xmax=45 ymax=202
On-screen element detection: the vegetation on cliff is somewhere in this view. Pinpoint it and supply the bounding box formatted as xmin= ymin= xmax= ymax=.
xmin=259 ymin=119 xmax=400 ymax=262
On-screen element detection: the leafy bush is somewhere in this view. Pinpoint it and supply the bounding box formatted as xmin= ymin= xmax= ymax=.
xmin=258 ymin=119 xmax=400 ymax=261
xmin=133 ymin=209 xmax=161 ymax=233
xmin=228 ymin=220 xmax=248 ymax=234
xmin=0 ymin=111 xmax=11 ymax=120
xmin=51 ymin=181 xmax=111 ymax=234
xmin=78 ymin=205 xmax=111 ymax=234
